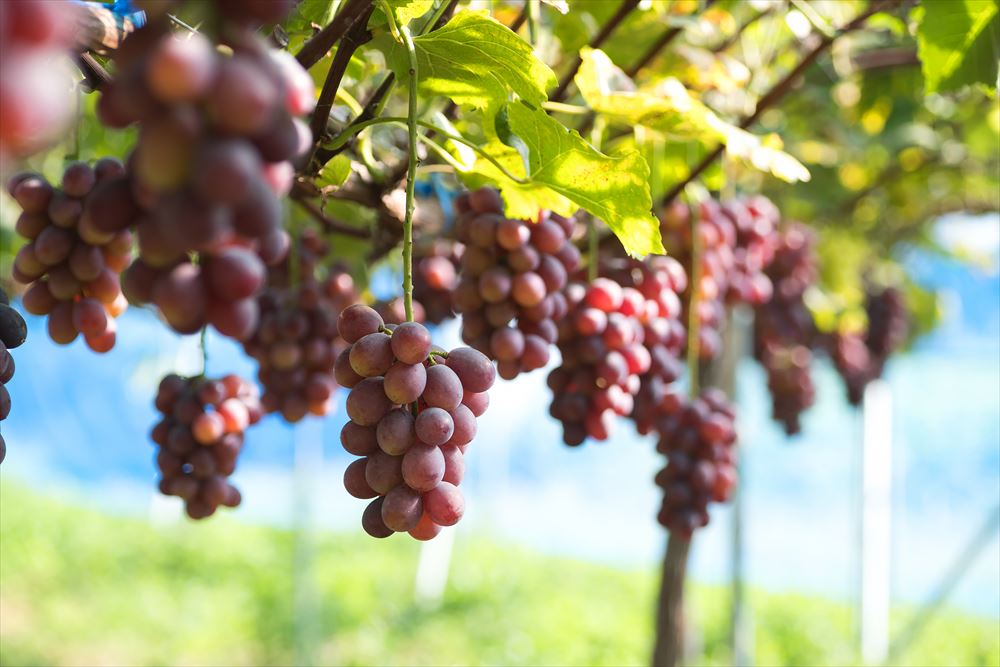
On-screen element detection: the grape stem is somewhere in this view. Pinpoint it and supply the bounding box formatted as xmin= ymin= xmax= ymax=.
xmin=198 ymin=327 xmax=208 ymax=377
xmin=428 ymin=350 xmax=449 ymax=359
xmin=378 ymin=2 xmax=419 ymax=324
xmin=401 ymin=23 xmax=419 ymax=324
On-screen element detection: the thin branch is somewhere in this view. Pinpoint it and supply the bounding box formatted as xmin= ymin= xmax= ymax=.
xmin=293 ymin=197 xmax=372 ymax=239
xmin=550 ymin=0 xmax=642 ymax=102
xmin=851 ymin=47 xmax=920 ymax=71
xmin=711 ymin=6 xmax=771 ymax=54
xmin=509 ymin=4 xmax=529 ymax=33
xmin=77 ymin=53 xmax=112 ymax=89
xmin=307 ymin=4 xmax=375 ymax=171
xmin=660 ymin=0 xmax=898 ymax=206
xmin=625 ymin=0 xmax=717 ymax=78
xmin=295 ymin=0 xmax=374 ymax=69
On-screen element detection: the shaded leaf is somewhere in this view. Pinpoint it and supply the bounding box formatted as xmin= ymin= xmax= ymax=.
xmin=915 ymin=0 xmax=999 ymax=94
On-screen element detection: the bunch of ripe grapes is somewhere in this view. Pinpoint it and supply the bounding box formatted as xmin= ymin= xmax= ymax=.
xmin=0 ymin=288 xmax=28 ymax=464
xmin=654 ymin=388 xmax=738 ymax=538
xmin=123 ymin=246 xmax=269 ymax=340
xmin=830 ymin=330 xmax=872 ymax=406
xmin=412 ymin=240 xmax=462 ymax=324
xmin=10 ymin=163 xmax=132 ymax=352
xmin=95 ymin=22 xmax=313 ymax=258
xmin=87 ymin=16 xmax=314 ymax=341
xmin=547 ymin=279 xmax=653 ymax=446
xmin=243 ymin=232 xmax=360 ymax=422
xmin=864 ymin=286 xmax=908 ymax=374
xmin=335 ymin=305 xmax=495 ymax=540
xmin=453 ymin=188 xmax=580 ymax=380
xmin=0 ymin=0 xmax=78 ymax=164
xmin=828 ymin=284 xmax=909 ymax=406
xmin=660 ymin=197 xmax=778 ymax=360
xmin=151 ymin=373 xmax=263 ymax=519
xmin=596 ymin=258 xmax=688 ymax=436
xmin=752 ymin=225 xmax=818 ymax=435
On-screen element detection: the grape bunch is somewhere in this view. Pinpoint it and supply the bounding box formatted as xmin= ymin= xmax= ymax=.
xmin=150 ymin=373 xmax=263 ymax=519
xmin=721 ymin=197 xmax=779 ymax=305
xmin=335 ymin=304 xmax=495 ymax=540
xmin=453 ymin=188 xmax=580 ymax=380
xmin=93 ymin=22 xmax=314 ymax=265
xmin=830 ymin=330 xmax=872 ymax=406
xmin=10 ymin=164 xmax=132 ymax=352
xmin=654 ymin=389 xmax=738 ymax=539
xmin=122 ymin=247 xmax=269 ymax=340
xmin=547 ymin=279 xmax=654 ymax=446
xmin=829 ymin=285 xmax=909 ymax=406
xmin=865 ymin=285 xmax=908 ymax=375
xmin=0 ymin=289 xmax=28 ymax=464
xmin=0 ymin=0 xmax=78 ymax=164
xmin=243 ymin=233 xmax=360 ymax=422
xmin=752 ymin=225 xmax=818 ymax=435
xmin=412 ymin=241 xmax=462 ymax=324
xmin=659 ymin=197 xmax=778 ymax=360
xmin=597 ymin=258 xmax=688 ymax=436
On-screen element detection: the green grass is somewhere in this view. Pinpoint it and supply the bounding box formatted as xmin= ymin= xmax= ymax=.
xmin=0 ymin=483 xmax=996 ymax=667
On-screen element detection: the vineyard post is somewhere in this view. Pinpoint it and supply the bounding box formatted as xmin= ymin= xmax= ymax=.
xmin=724 ymin=308 xmax=753 ymax=667
xmin=652 ymin=196 xmax=703 ymax=667
xmin=858 ymin=379 xmax=893 ymax=664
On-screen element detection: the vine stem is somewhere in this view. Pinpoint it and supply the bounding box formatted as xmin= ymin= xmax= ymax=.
xmin=295 ymin=0 xmax=374 ymax=69
xmin=550 ymin=0 xmax=641 ymax=102
xmin=587 ymin=216 xmax=598 ymax=282
xmin=685 ymin=199 xmax=702 ymax=399
xmin=323 ymin=117 xmax=530 ymax=184
xmin=307 ymin=4 xmax=375 ymax=172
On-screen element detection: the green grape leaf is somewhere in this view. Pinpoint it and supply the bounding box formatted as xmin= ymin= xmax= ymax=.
xmin=283 ymin=0 xmax=338 ymax=38
xmin=374 ymin=11 xmax=556 ymax=110
xmin=317 ymin=154 xmax=353 ymax=189
xmin=576 ymin=48 xmax=810 ymax=183
xmin=382 ymin=0 xmax=434 ymax=25
xmin=915 ymin=0 xmax=999 ymax=94
xmin=465 ymin=101 xmax=664 ymax=258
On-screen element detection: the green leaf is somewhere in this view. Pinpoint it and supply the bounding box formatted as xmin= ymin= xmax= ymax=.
xmin=915 ymin=0 xmax=1000 ymax=94
xmin=467 ymin=101 xmax=664 ymax=258
xmin=383 ymin=0 xmax=434 ymax=26
xmin=575 ymin=48 xmax=810 ymax=184
xmin=283 ymin=0 xmax=338 ymax=39
xmin=375 ymin=11 xmax=556 ymax=110
xmin=317 ymin=154 xmax=353 ymax=188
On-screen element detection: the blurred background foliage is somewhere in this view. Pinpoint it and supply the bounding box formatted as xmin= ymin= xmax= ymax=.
xmin=2 ymin=483 xmax=997 ymax=667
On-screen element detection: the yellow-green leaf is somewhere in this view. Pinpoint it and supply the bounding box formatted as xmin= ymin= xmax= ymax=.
xmin=375 ymin=11 xmax=556 ymax=110
xmin=465 ymin=102 xmax=664 ymax=258
xmin=576 ymin=48 xmax=811 ymax=184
